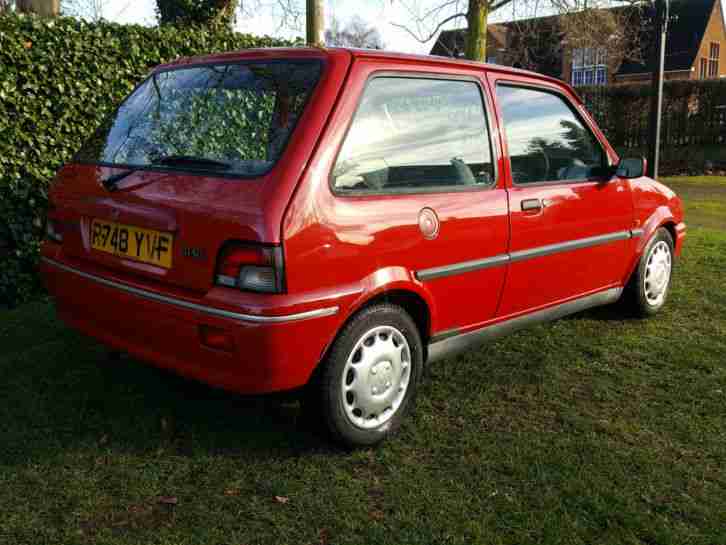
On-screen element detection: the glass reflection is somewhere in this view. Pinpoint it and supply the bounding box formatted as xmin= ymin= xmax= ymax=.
xmin=333 ymin=78 xmax=494 ymax=192
xmin=75 ymin=61 xmax=322 ymax=177
xmin=496 ymin=86 xmax=606 ymax=184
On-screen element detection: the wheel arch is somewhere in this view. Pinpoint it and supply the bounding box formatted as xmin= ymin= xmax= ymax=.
xmin=314 ymin=283 xmax=434 ymax=378
xmin=623 ymin=216 xmax=679 ymax=286
xmin=661 ymin=221 xmax=677 ymax=248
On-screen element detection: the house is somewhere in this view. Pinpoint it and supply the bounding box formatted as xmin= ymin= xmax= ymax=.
xmin=430 ymin=0 xmax=726 ymax=87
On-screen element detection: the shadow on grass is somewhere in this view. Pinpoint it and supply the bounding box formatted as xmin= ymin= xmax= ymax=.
xmin=0 ymin=334 xmax=338 ymax=466
xmin=1 ymin=296 xmax=631 ymax=468
xmin=567 ymin=302 xmax=638 ymax=323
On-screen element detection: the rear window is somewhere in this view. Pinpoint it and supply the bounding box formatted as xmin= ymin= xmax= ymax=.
xmin=75 ymin=60 xmax=322 ymax=177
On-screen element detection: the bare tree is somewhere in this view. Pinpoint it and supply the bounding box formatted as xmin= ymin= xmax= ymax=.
xmin=16 ymin=0 xmax=60 ymax=15
xmin=238 ymin=1 xmax=389 ymax=46
xmin=326 ymin=15 xmax=385 ymax=48
xmin=394 ymin=0 xmax=650 ymax=64
xmin=61 ymin=0 xmax=118 ymax=21
xmin=238 ymin=0 xmax=305 ymax=33
xmin=306 ymin=0 xmax=323 ymax=45
xmin=392 ymin=0 xmax=517 ymax=60
xmin=504 ymin=0 xmax=647 ymax=77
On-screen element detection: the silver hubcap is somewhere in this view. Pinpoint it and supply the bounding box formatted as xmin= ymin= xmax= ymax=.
xmin=341 ymin=325 xmax=411 ymax=430
xmin=644 ymin=240 xmax=672 ymax=306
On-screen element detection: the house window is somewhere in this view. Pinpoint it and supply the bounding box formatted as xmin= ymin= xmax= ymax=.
xmin=571 ymin=48 xmax=607 ymax=87
xmin=700 ymin=58 xmax=709 ymax=79
xmin=709 ymin=43 xmax=720 ymax=78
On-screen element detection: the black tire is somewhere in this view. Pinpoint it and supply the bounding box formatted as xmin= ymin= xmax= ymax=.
xmin=623 ymin=227 xmax=675 ymax=318
xmin=307 ymin=304 xmax=424 ymax=448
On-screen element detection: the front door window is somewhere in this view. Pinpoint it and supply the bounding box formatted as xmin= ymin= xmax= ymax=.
xmin=496 ymin=85 xmax=608 ymax=185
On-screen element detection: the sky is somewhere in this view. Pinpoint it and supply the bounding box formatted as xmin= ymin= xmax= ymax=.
xmin=103 ymin=0 xmax=726 ymax=56
xmin=97 ymin=0 xmax=517 ymax=55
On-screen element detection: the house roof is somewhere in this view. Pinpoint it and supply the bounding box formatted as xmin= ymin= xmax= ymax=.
xmin=431 ymin=24 xmax=509 ymax=57
xmin=619 ymin=0 xmax=719 ymax=75
xmin=430 ymin=11 xmax=577 ymax=60
xmin=430 ymin=0 xmax=721 ymax=76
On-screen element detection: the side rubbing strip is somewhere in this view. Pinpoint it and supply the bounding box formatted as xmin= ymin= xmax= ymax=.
xmin=416 ymin=230 xmax=636 ymax=282
xmin=416 ymin=254 xmax=510 ymax=281
xmin=509 ymin=231 xmax=632 ymax=263
xmin=630 ymin=228 xmax=645 ymax=238
xmin=41 ymin=257 xmax=339 ymax=324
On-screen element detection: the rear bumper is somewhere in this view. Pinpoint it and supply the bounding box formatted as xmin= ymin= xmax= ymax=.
xmin=40 ymin=256 xmax=340 ymax=394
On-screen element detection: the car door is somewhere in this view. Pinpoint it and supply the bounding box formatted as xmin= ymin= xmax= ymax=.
xmin=488 ymin=75 xmax=635 ymax=317
xmin=283 ymin=60 xmax=510 ymax=336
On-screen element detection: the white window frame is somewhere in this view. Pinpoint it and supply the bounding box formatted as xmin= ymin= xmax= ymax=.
xmin=708 ymin=43 xmax=720 ymax=78
xmin=571 ymin=47 xmax=607 ymax=87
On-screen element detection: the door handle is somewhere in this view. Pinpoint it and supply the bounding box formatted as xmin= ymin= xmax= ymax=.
xmin=521 ymin=199 xmax=543 ymax=212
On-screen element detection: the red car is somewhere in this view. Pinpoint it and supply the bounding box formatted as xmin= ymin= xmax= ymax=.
xmin=41 ymin=48 xmax=686 ymax=447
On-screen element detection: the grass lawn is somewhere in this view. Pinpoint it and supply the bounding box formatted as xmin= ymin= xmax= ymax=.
xmin=1 ymin=177 xmax=725 ymax=545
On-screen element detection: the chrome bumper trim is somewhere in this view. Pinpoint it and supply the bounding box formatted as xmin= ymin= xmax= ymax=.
xmin=41 ymin=257 xmax=339 ymax=324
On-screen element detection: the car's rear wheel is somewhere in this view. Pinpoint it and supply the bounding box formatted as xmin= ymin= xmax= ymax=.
xmin=309 ymin=304 xmax=423 ymax=447
xmin=625 ymin=227 xmax=674 ymax=317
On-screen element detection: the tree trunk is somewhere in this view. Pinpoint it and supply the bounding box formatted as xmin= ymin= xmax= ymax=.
xmin=306 ymin=0 xmax=324 ymax=47
xmin=465 ymin=0 xmax=489 ymax=61
xmin=17 ymin=0 xmax=60 ymax=16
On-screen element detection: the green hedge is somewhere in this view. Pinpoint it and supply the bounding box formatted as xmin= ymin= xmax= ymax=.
xmin=0 ymin=13 xmax=289 ymax=306
xmin=579 ymin=80 xmax=726 ymax=154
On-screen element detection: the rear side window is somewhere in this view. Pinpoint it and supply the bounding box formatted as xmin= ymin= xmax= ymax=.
xmin=496 ymin=85 xmax=607 ymax=185
xmin=332 ymin=77 xmax=495 ymax=194
xmin=76 ymin=60 xmax=322 ymax=177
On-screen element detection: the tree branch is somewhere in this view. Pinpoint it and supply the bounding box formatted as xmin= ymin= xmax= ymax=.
xmin=490 ymin=0 xmax=516 ymax=12
xmin=390 ymin=11 xmax=466 ymax=44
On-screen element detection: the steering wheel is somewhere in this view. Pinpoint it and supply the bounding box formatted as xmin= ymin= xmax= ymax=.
xmin=511 ymin=149 xmax=550 ymax=184
xmin=533 ymin=149 xmax=550 ymax=182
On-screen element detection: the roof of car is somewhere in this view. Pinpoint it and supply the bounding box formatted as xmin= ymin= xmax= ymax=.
xmin=346 ymin=47 xmax=569 ymax=85
xmin=155 ymin=46 xmax=577 ymax=99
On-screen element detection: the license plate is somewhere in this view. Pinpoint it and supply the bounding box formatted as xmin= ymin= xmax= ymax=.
xmin=90 ymin=219 xmax=174 ymax=269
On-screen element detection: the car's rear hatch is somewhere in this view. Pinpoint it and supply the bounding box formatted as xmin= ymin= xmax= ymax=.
xmin=50 ymin=164 xmax=272 ymax=293
xmin=47 ymin=49 xmax=351 ymax=294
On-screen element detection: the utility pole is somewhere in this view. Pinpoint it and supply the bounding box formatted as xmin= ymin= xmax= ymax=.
xmin=647 ymin=0 xmax=669 ymax=178
xmin=306 ymin=0 xmax=324 ymax=47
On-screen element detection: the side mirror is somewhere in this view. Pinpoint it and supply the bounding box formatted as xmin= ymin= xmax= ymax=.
xmin=615 ymin=157 xmax=647 ymax=179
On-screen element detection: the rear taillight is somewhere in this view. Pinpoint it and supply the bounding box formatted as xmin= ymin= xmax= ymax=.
xmin=215 ymin=243 xmax=285 ymax=294
xmin=46 ymin=218 xmax=64 ymax=243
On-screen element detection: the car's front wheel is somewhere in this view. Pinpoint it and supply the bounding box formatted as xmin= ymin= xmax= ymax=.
xmin=310 ymin=304 xmax=423 ymax=448
xmin=625 ymin=227 xmax=675 ymax=317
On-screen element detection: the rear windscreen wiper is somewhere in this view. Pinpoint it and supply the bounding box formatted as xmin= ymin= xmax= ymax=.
xmin=100 ymin=156 xmax=231 ymax=192
xmin=155 ymin=155 xmax=232 ymax=171
xmin=101 ymin=168 xmax=140 ymax=192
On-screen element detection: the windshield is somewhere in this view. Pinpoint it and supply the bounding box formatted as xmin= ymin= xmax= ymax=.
xmin=75 ymin=60 xmax=322 ymax=177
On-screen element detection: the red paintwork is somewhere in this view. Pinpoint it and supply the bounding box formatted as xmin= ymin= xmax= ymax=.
xmin=485 ymin=72 xmax=634 ymax=316
xmin=41 ymin=48 xmax=685 ymax=394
